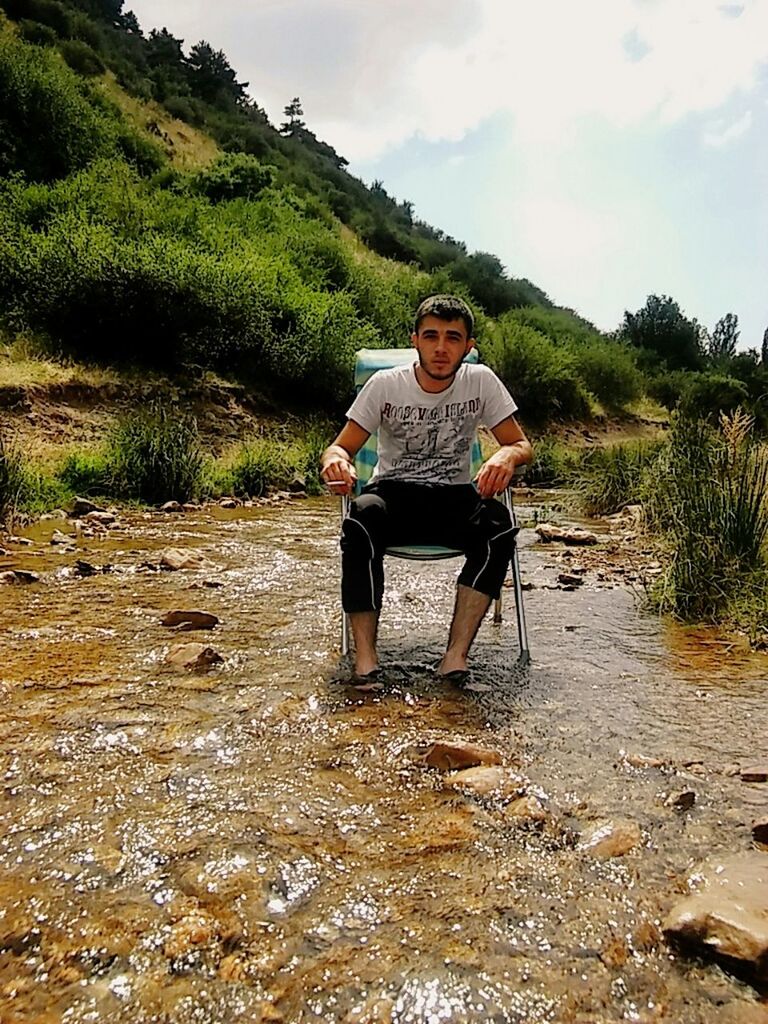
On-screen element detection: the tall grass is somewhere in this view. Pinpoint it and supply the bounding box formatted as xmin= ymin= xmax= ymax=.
xmin=106 ymin=404 xmax=204 ymax=504
xmin=648 ymin=411 xmax=768 ymax=621
xmin=577 ymin=440 xmax=662 ymax=516
xmin=0 ymin=431 xmax=25 ymax=524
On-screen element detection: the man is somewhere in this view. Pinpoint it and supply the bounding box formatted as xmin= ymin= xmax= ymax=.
xmin=320 ymin=294 xmax=532 ymax=683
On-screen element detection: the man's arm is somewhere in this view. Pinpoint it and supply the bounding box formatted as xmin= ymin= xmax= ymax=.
xmin=319 ymin=420 xmax=371 ymax=495
xmin=474 ymin=416 xmax=533 ymax=498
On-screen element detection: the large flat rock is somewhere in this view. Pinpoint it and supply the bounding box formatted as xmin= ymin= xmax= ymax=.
xmin=663 ymin=852 xmax=768 ymax=979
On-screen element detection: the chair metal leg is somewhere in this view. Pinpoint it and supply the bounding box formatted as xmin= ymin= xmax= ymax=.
xmin=493 ymin=592 xmax=502 ymax=624
xmin=503 ymin=488 xmax=531 ymax=664
xmin=340 ymin=494 xmax=350 ymax=656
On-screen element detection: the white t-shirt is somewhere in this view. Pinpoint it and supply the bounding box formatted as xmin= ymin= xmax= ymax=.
xmin=346 ymin=361 xmax=518 ymax=484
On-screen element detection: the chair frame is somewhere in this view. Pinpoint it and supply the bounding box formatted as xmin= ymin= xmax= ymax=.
xmin=337 ymin=347 xmax=530 ymax=666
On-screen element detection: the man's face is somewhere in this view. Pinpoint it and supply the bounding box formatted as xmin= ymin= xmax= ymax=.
xmin=411 ymin=315 xmax=474 ymax=381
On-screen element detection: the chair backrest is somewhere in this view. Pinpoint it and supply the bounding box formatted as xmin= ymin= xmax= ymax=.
xmin=352 ymin=348 xmax=483 ymax=491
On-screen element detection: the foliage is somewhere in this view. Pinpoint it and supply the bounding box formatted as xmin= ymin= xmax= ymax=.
xmin=708 ymin=313 xmax=739 ymax=363
xmin=576 ymin=440 xmax=662 ymax=516
xmin=106 ymin=403 xmax=204 ymax=503
xmin=0 ymin=430 xmax=25 ymax=523
xmin=190 ymin=152 xmax=275 ymax=202
xmin=59 ymin=37 xmax=104 ymax=75
xmin=525 ymin=438 xmax=582 ymax=487
xmin=678 ymin=373 xmax=748 ymax=421
xmin=570 ymin=340 xmax=642 ymax=411
xmin=646 ymin=411 xmax=768 ymax=621
xmin=621 ymin=294 xmax=704 ymax=372
xmin=482 ymin=317 xmax=591 ymax=426
xmin=57 ymin=449 xmax=109 ymax=494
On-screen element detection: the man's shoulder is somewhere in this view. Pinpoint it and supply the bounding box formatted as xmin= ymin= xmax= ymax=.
xmin=461 ymin=361 xmax=502 ymax=385
xmin=361 ymin=363 xmax=414 ymax=391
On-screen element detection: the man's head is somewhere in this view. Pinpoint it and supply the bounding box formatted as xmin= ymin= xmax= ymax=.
xmin=413 ymin=294 xmax=475 ymax=339
xmin=411 ymin=295 xmax=475 ymax=385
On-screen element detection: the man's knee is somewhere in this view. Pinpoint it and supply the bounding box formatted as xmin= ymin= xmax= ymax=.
xmin=341 ymin=493 xmax=387 ymax=551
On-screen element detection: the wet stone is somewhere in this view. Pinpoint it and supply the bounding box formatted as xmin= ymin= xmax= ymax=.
xmin=83 ymin=510 xmax=116 ymax=526
xmin=160 ymin=609 xmax=220 ymax=631
xmin=741 ymin=766 xmax=768 ymax=784
xmin=663 ymin=851 xmax=768 ymax=980
xmin=50 ymin=528 xmax=72 ymax=545
xmin=624 ymin=752 xmax=665 ymax=769
xmin=160 ymin=548 xmax=209 ymax=571
xmin=165 ymin=642 xmax=224 ymax=670
xmin=422 ymin=740 xmax=502 ymax=771
xmin=160 ymin=500 xmax=182 ymax=513
xmin=558 ymin=572 xmax=585 ymax=587
xmin=444 ymin=765 xmax=526 ymax=799
xmin=578 ymin=819 xmax=642 ymax=859
xmin=752 ymin=818 xmax=768 ymax=845
xmin=219 ymin=497 xmax=240 ymax=509
xmin=501 ymin=795 xmax=548 ymax=823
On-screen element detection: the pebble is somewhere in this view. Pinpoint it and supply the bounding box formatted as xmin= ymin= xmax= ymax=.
xmin=165 ymin=643 xmax=223 ymax=670
xmin=0 ymin=569 xmax=39 ymax=584
xmin=664 ymin=789 xmax=696 ymax=811
xmin=578 ymin=820 xmax=642 ymax=859
xmin=741 ymin=766 xmax=768 ymax=784
xmin=423 ymin=741 xmax=502 ymax=771
xmin=160 ymin=610 xmax=219 ymax=631
xmin=444 ymin=766 xmax=526 ymax=799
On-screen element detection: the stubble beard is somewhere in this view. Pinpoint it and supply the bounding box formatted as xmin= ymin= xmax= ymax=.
xmin=417 ymin=352 xmax=464 ymax=382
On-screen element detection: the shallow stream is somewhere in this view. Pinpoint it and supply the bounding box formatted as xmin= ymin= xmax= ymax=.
xmin=1 ymin=497 xmax=767 ymax=1023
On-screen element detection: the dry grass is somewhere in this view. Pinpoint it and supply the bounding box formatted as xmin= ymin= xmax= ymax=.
xmin=0 ymin=337 xmax=120 ymax=389
xmin=97 ymin=74 xmax=219 ymax=169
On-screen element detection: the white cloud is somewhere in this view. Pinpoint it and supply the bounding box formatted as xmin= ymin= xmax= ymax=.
xmin=702 ymin=110 xmax=753 ymax=146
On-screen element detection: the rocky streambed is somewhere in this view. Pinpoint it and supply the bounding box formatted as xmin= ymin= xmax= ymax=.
xmin=0 ymin=493 xmax=767 ymax=1023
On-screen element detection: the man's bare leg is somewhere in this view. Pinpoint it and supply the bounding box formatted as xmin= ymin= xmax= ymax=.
xmin=349 ymin=610 xmax=380 ymax=676
xmin=437 ymin=584 xmax=492 ymax=675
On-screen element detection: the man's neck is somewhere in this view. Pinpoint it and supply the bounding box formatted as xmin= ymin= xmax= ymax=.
xmin=414 ymin=363 xmax=456 ymax=394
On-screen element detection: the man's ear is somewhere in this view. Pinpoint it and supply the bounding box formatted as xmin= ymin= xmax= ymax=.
xmin=465 ymin=338 xmax=476 ymax=355
xmin=411 ymin=332 xmax=419 ymax=348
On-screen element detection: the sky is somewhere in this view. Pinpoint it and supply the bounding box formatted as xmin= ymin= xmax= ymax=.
xmin=130 ymin=0 xmax=768 ymax=350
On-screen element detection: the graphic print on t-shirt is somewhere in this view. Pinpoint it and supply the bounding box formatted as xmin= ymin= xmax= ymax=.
xmin=381 ymin=396 xmax=480 ymax=481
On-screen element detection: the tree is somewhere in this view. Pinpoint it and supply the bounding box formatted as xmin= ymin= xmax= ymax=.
xmin=762 ymin=326 xmax=768 ymax=366
xmin=280 ymin=97 xmax=305 ymax=136
xmin=187 ymin=41 xmax=248 ymax=108
xmin=708 ymin=313 xmax=739 ymax=362
xmin=621 ymin=294 xmax=704 ymax=371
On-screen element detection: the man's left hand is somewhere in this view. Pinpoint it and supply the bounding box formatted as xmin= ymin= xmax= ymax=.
xmin=475 ymin=450 xmax=517 ymax=498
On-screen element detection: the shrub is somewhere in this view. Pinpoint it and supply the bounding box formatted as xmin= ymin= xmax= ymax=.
xmin=647 ymin=412 xmax=768 ymax=620
xmin=678 ymin=373 xmax=749 ymax=422
xmin=577 ymin=440 xmax=662 ymax=516
xmin=57 ymin=450 xmax=110 ymax=495
xmin=525 ymin=438 xmax=583 ymax=487
xmin=483 ymin=317 xmax=591 ymax=426
xmin=571 ymin=341 xmax=642 ymax=411
xmin=17 ymin=18 xmax=57 ymax=45
xmin=223 ymin=438 xmax=293 ymax=498
xmin=190 ymin=152 xmax=276 ymax=203
xmin=646 ymin=369 xmax=697 ymax=411
xmin=59 ymin=39 xmax=105 ymax=77
xmin=106 ymin=404 xmax=204 ymax=504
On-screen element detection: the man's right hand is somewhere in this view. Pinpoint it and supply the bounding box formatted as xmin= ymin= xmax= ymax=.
xmin=320 ymin=448 xmax=357 ymax=496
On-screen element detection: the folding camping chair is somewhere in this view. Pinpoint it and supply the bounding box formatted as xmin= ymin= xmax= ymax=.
xmin=339 ymin=348 xmax=530 ymax=665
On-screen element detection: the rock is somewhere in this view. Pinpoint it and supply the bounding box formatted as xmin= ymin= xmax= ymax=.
xmin=0 ymin=570 xmax=39 ymax=585
xmin=535 ymin=523 xmax=598 ymax=546
xmin=287 ymin=475 xmax=307 ymax=494
xmin=444 ymin=766 xmax=526 ymax=799
xmin=219 ymin=497 xmax=239 ymax=509
xmin=160 ymin=610 xmax=219 ymax=631
xmin=558 ymin=572 xmax=584 ymax=586
xmin=665 ymin=790 xmax=697 ymax=811
xmin=752 ymin=819 xmax=768 ymax=845
xmin=663 ymin=852 xmax=768 ymax=978
xmin=741 ymin=766 xmax=768 ymax=784
xmin=160 ymin=501 xmax=182 ymax=513
xmin=7 ymin=536 xmax=32 ymax=546
xmin=182 ymin=503 xmax=201 ymax=512
xmin=83 ymin=510 xmax=116 ymax=526
xmin=160 ymin=548 xmax=208 ymax=571
xmin=502 ymin=795 xmax=548 ymax=822
xmin=624 ymin=752 xmax=665 ymax=769
xmin=73 ymin=560 xmax=99 ymax=577
xmin=165 ymin=643 xmax=223 ymax=670
xmin=50 ymin=529 xmax=72 ymax=545
xmin=0 ymin=547 xmax=7 ymax=556
xmin=423 ymin=741 xmax=502 ymax=771
xmin=70 ymin=497 xmax=104 ymax=517
xmin=578 ymin=820 xmax=642 ymax=859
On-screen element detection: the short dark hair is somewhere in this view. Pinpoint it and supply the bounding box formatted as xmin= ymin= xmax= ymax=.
xmin=414 ymin=294 xmax=475 ymax=338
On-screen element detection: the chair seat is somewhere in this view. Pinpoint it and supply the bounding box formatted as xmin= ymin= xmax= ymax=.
xmin=385 ymin=545 xmax=462 ymax=560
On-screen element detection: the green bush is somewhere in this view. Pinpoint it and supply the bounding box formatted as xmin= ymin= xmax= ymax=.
xmin=645 ymin=369 xmax=697 ymax=411
xmin=647 ymin=413 xmax=768 ymax=620
xmin=190 ymin=152 xmax=275 ymax=203
xmin=571 ymin=340 xmax=642 ymax=411
xmin=59 ymin=38 xmax=104 ymax=76
xmin=57 ymin=450 xmax=110 ymax=495
xmin=17 ymin=18 xmax=57 ymax=45
xmin=483 ymin=317 xmax=591 ymax=426
xmin=577 ymin=440 xmax=662 ymax=516
xmin=106 ymin=404 xmax=204 ymax=503
xmin=525 ymin=438 xmax=583 ymax=487
xmin=223 ymin=438 xmax=293 ymax=498
xmin=678 ymin=373 xmax=749 ymax=421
